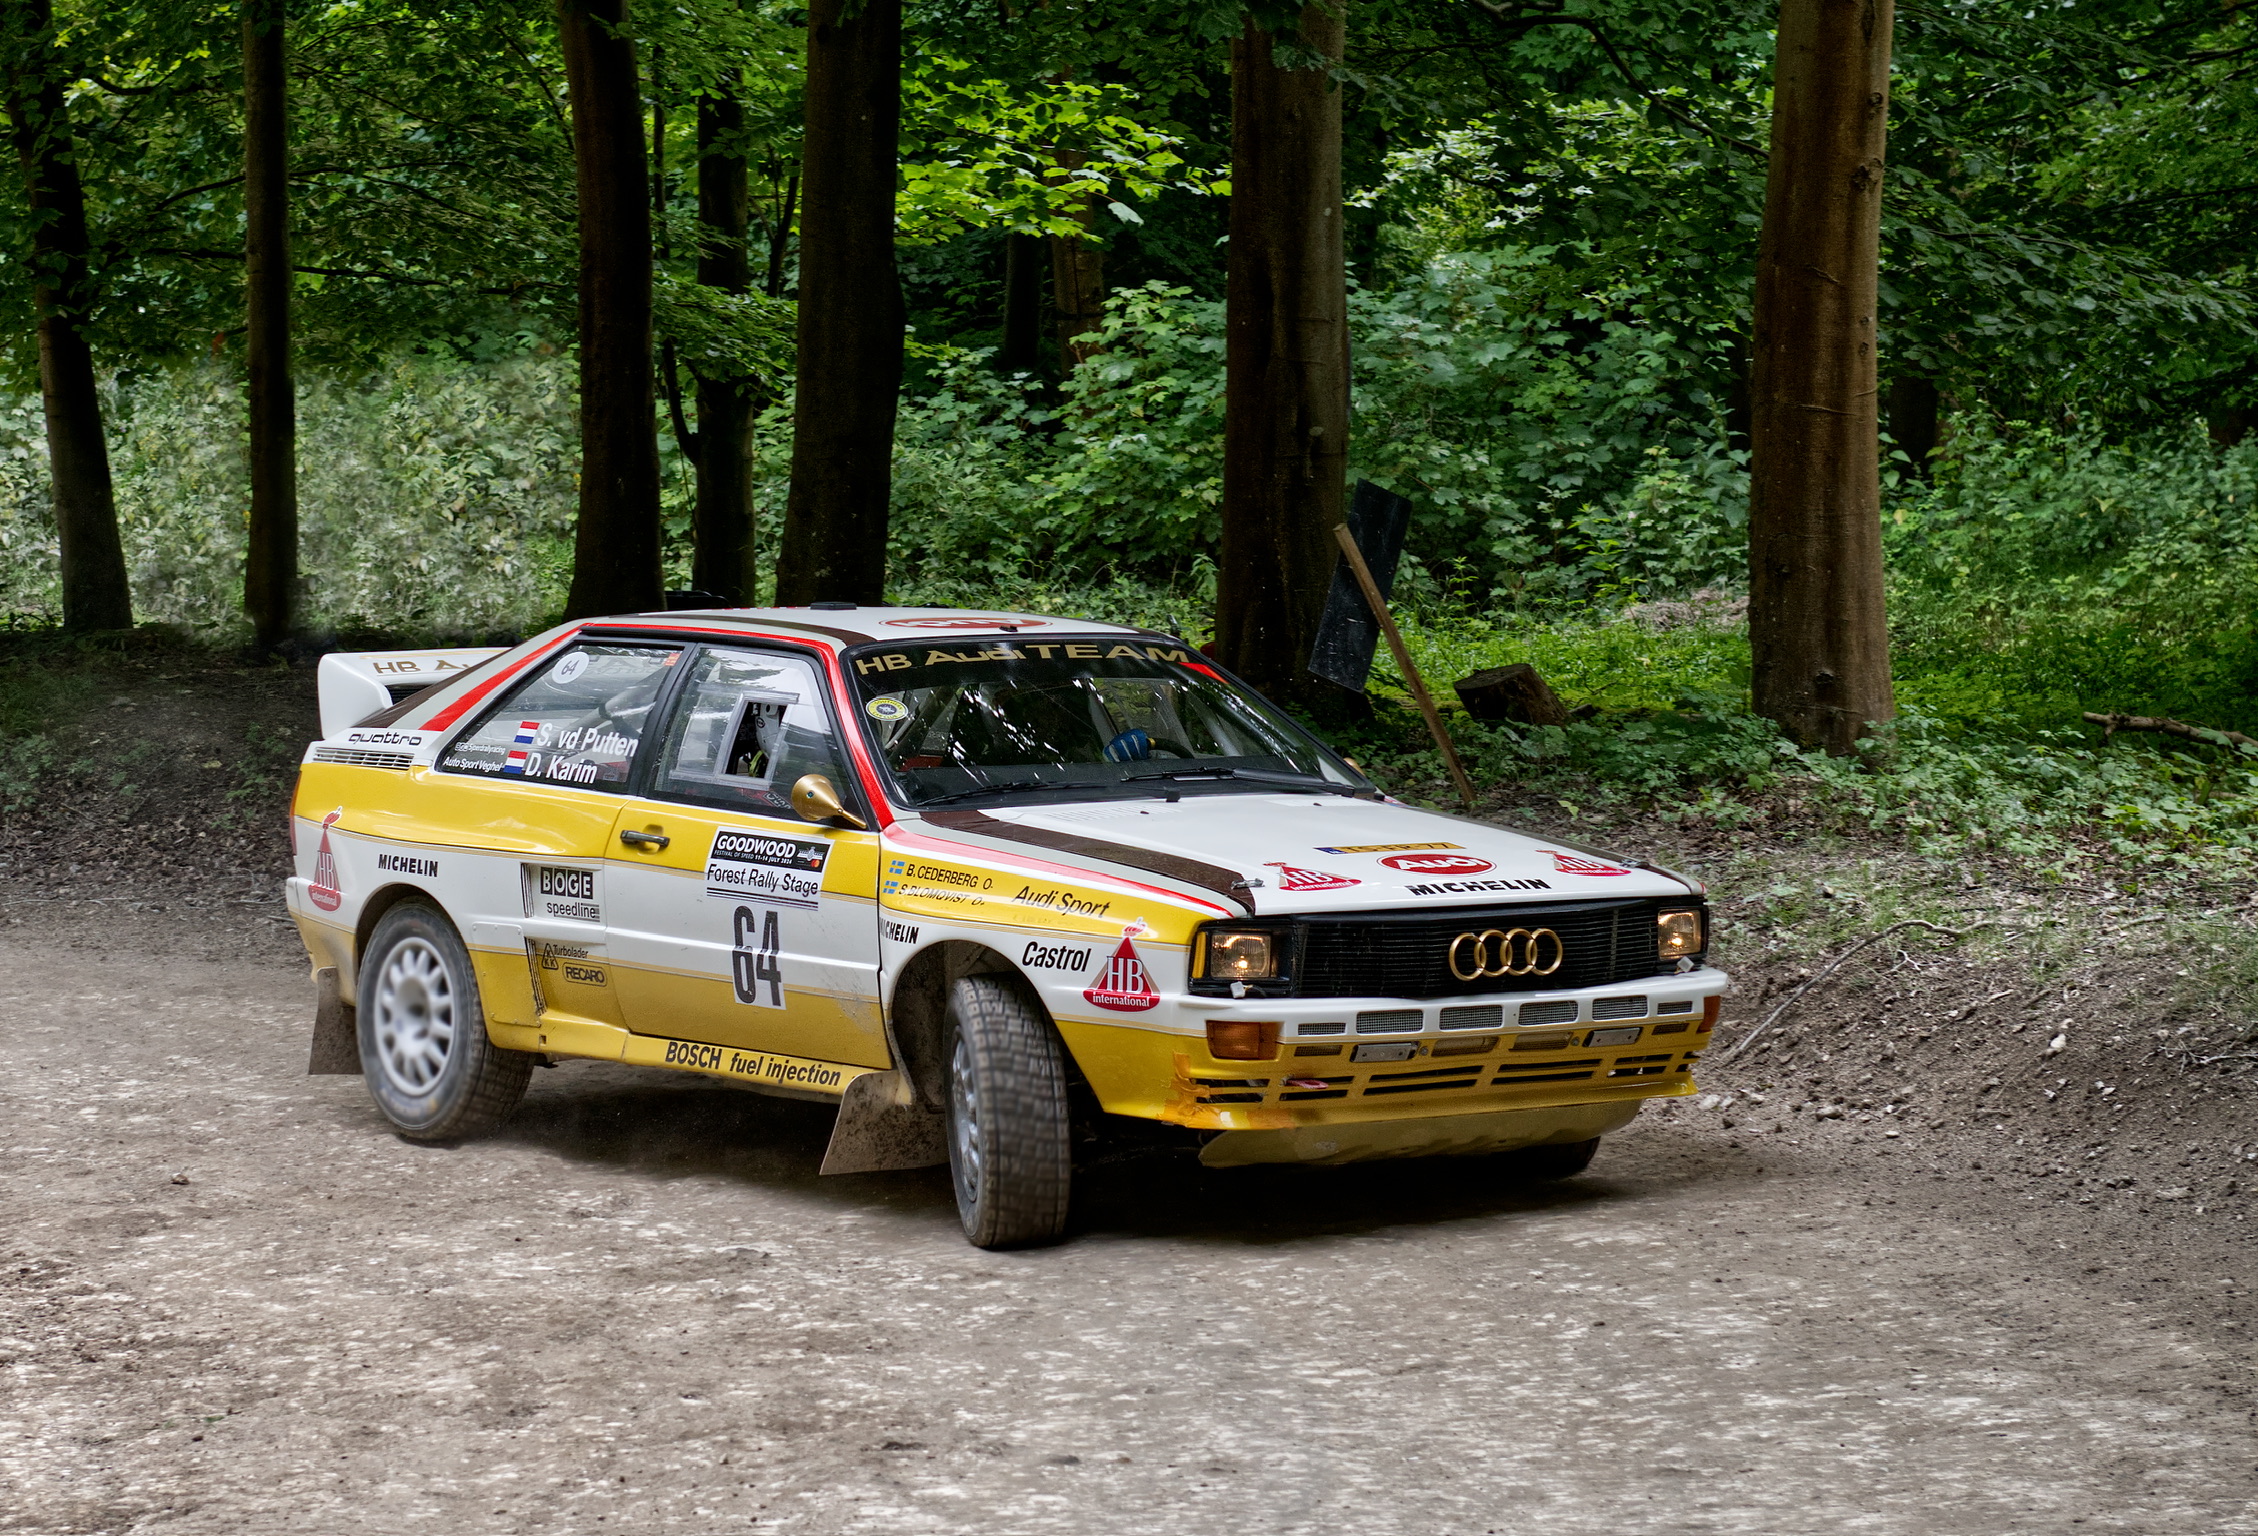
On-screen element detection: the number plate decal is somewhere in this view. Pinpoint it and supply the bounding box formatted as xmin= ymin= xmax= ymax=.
xmin=731 ymin=905 xmax=786 ymax=1009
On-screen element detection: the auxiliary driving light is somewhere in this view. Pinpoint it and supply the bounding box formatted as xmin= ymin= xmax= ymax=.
xmin=1657 ymin=907 xmax=1704 ymax=959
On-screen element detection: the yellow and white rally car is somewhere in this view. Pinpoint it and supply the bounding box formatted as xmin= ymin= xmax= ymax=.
xmin=288 ymin=606 xmax=1726 ymax=1247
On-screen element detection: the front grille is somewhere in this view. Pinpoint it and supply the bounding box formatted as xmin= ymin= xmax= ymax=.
xmin=1286 ymin=899 xmax=1678 ymax=1001
xmin=1356 ymin=1008 xmax=1422 ymax=1034
xmin=1440 ymin=1004 xmax=1504 ymax=1031
xmin=1592 ymin=995 xmax=1648 ymax=1021
xmin=1520 ymin=1000 xmax=1579 ymax=1027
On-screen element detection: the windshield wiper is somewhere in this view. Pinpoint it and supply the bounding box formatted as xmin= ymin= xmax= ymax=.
xmin=911 ymin=779 xmax=1113 ymax=808
xmin=1118 ymin=766 xmax=1374 ymax=797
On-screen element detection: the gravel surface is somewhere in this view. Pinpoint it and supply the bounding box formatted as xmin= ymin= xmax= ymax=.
xmin=5 ymin=915 xmax=2256 ymax=1535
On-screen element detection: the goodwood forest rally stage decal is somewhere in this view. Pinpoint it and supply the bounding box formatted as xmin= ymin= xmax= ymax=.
xmin=706 ymin=829 xmax=829 ymax=907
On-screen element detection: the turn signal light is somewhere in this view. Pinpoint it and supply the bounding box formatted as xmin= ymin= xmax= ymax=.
xmin=1207 ymin=1020 xmax=1281 ymax=1061
xmin=1698 ymin=996 xmax=1720 ymax=1033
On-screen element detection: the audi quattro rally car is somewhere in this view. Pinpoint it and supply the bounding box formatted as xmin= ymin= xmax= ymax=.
xmin=288 ymin=606 xmax=1727 ymax=1248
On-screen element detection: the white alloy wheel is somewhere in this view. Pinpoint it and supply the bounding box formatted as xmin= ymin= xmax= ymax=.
xmin=355 ymin=899 xmax=532 ymax=1141
xmin=371 ymin=936 xmax=457 ymax=1095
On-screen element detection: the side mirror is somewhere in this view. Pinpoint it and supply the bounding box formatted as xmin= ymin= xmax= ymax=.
xmin=791 ymin=773 xmax=868 ymax=830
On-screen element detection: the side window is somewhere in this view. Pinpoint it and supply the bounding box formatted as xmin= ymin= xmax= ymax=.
xmin=438 ymin=643 xmax=680 ymax=790
xmin=651 ymin=647 xmax=854 ymax=816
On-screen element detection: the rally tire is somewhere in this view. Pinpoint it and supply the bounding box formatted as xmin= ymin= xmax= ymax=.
xmin=944 ymin=974 xmax=1073 ymax=1249
xmin=1509 ymin=1136 xmax=1601 ymax=1180
xmin=356 ymin=899 xmax=532 ymax=1141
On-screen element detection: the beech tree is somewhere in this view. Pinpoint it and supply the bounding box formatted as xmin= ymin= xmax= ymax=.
xmin=1746 ymin=0 xmax=1897 ymax=752
xmin=1212 ymin=2 xmax=1349 ymax=711
xmin=774 ymin=0 xmax=901 ymax=606
xmin=558 ymin=0 xmax=663 ymax=619
xmin=4 ymin=0 xmax=129 ymax=632
xmin=242 ymin=0 xmax=294 ymax=650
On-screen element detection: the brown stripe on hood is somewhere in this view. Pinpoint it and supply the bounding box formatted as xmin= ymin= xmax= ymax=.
xmin=921 ymin=810 xmax=1256 ymax=915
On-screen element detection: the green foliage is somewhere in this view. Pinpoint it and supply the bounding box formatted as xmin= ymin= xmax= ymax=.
xmin=0 ymin=354 xmax=578 ymax=639
xmin=897 ymin=58 xmax=1212 ymax=244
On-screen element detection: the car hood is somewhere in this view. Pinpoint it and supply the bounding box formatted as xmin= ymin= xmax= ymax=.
xmin=907 ymin=793 xmax=1696 ymax=915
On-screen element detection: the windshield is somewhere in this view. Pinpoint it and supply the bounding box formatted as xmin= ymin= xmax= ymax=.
xmin=844 ymin=636 xmax=1366 ymax=808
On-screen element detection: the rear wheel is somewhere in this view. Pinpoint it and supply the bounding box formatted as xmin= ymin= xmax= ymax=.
xmin=944 ymin=974 xmax=1072 ymax=1249
xmin=1508 ymin=1136 xmax=1601 ymax=1180
xmin=357 ymin=900 xmax=532 ymax=1141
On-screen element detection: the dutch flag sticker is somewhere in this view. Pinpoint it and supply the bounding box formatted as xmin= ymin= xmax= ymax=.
xmin=503 ymin=720 xmax=539 ymax=774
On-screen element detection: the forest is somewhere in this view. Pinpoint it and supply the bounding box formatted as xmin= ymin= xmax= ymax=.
xmin=2 ymin=0 xmax=2256 ymax=870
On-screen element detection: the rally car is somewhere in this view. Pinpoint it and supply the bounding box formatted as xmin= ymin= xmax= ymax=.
xmin=288 ymin=606 xmax=1726 ymax=1248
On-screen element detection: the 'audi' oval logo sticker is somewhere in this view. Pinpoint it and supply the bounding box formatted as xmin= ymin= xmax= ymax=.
xmin=1381 ymin=852 xmax=1495 ymax=875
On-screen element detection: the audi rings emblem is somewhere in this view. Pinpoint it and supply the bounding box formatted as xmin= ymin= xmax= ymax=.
xmin=1447 ymin=927 xmax=1564 ymax=981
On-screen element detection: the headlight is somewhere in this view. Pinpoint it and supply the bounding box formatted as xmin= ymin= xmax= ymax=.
xmin=1657 ymin=908 xmax=1704 ymax=959
xmin=1201 ymin=928 xmax=1276 ymax=981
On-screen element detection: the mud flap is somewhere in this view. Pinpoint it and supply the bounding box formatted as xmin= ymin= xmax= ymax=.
xmin=308 ymin=967 xmax=362 ymax=1075
xmin=820 ymin=1069 xmax=945 ymax=1175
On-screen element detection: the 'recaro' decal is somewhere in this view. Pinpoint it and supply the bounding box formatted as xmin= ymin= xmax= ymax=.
xmin=1545 ymin=849 xmax=1629 ymax=876
xmin=1381 ymin=852 xmax=1494 ymax=876
xmin=707 ymin=829 xmax=828 ymax=908
xmin=1083 ymin=927 xmax=1159 ymax=1012
xmin=1263 ymin=861 xmax=1361 ymax=892
xmin=308 ymin=809 xmax=344 ymax=911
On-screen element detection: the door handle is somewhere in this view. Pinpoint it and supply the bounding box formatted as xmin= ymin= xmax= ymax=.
xmin=619 ymin=828 xmax=670 ymax=851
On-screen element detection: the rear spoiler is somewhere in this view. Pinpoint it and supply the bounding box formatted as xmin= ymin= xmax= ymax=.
xmin=317 ymin=648 xmax=506 ymax=737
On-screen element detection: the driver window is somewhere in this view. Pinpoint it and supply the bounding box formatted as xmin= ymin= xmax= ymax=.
xmin=437 ymin=643 xmax=680 ymax=790
xmin=652 ymin=647 xmax=852 ymax=816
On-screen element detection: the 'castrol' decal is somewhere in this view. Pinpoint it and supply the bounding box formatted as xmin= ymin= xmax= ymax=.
xmin=1545 ymin=849 xmax=1630 ymax=876
xmin=1264 ymin=861 xmax=1360 ymax=892
xmin=1083 ymin=928 xmax=1159 ymax=1012
xmin=1380 ymin=852 xmax=1494 ymax=876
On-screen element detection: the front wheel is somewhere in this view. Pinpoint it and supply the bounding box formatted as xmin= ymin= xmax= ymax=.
xmin=356 ymin=899 xmax=532 ymax=1141
xmin=944 ymin=975 xmax=1072 ymax=1249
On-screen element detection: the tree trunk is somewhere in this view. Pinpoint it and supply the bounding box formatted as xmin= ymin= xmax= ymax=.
xmin=5 ymin=0 xmax=129 ymax=631
xmin=1213 ymin=6 xmax=1349 ymax=712
xmin=999 ymin=232 xmax=1044 ymax=375
xmin=557 ymin=0 xmax=663 ymax=619
xmin=774 ymin=0 xmax=901 ymax=606
xmin=692 ymin=88 xmax=757 ymax=604
xmin=1747 ymin=0 xmax=1896 ymax=753
xmin=242 ymin=0 xmax=295 ymax=650
xmin=1049 ymin=152 xmax=1107 ymax=372
xmin=1886 ymin=375 xmax=1938 ymax=479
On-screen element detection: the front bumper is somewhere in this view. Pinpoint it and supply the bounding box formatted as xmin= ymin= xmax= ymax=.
xmin=1055 ymin=965 xmax=1725 ymax=1133
xmin=1199 ymin=1099 xmax=1641 ymax=1167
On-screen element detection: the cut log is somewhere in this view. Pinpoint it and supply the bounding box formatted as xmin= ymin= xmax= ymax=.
xmin=1455 ymin=663 xmax=1568 ymax=727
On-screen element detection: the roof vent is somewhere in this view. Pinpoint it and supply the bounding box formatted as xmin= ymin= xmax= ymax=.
xmin=810 ymin=601 xmax=856 ymax=610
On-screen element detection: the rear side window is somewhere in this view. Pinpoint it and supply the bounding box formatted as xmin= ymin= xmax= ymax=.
xmin=438 ymin=644 xmax=680 ymax=791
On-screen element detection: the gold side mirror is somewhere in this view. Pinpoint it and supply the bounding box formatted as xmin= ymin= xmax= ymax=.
xmin=791 ymin=773 xmax=868 ymax=830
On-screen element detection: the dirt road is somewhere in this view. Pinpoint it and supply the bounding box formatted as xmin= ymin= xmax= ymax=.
xmin=4 ymin=922 xmax=2255 ymax=1536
